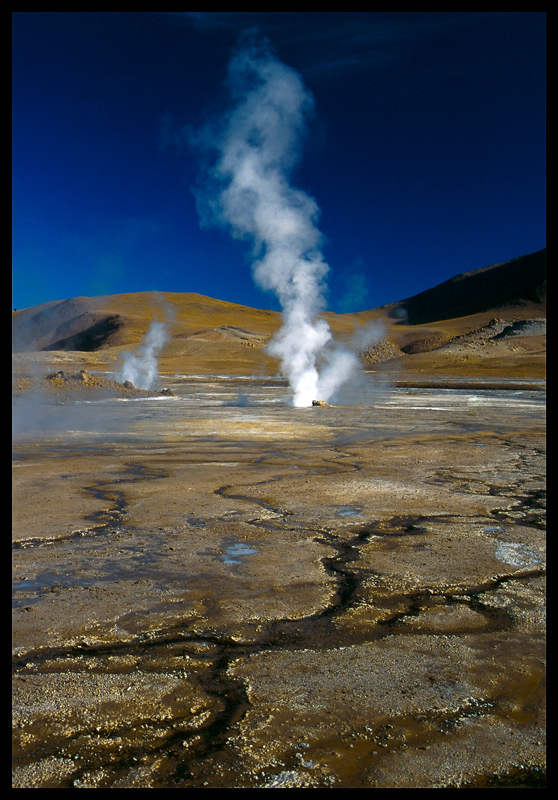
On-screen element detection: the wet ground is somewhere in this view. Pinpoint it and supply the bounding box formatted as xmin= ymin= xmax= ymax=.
xmin=12 ymin=374 xmax=546 ymax=788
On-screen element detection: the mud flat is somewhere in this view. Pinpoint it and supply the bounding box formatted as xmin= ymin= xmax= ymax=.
xmin=12 ymin=375 xmax=546 ymax=788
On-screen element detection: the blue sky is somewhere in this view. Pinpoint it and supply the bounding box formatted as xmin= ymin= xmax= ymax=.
xmin=12 ymin=12 xmax=545 ymax=313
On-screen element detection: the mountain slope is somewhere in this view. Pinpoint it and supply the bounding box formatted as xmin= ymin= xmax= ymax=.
xmin=12 ymin=250 xmax=546 ymax=380
xmin=381 ymin=249 xmax=545 ymax=325
xmin=12 ymin=292 xmax=281 ymax=353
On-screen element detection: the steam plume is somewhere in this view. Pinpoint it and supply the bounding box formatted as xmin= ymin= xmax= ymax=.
xmin=117 ymin=319 xmax=169 ymax=390
xmin=193 ymin=34 xmax=368 ymax=406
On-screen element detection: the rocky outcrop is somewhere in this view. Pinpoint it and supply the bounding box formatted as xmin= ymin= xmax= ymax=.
xmin=12 ymin=371 xmax=174 ymax=400
xmin=359 ymin=337 xmax=404 ymax=366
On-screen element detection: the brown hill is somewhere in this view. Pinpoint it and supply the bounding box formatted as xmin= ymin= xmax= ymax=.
xmin=349 ymin=249 xmax=545 ymax=380
xmin=12 ymin=250 xmax=546 ymax=380
xmin=12 ymin=292 xmax=280 ymax=352
xmin=381 ymin=249 xmax=546 ymax=326
xmin=12 ymin=292 xmax=284 ymax=376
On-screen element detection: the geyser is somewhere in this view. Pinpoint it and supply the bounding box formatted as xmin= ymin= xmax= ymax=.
xmin=193 ymin=33 xmax=367 ymax=407
xmin=117 ymin=319 xmax=169 ymax=391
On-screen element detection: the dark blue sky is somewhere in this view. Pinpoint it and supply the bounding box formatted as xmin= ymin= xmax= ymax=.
xmin=12 ymin=12 xmax=545 ymax=313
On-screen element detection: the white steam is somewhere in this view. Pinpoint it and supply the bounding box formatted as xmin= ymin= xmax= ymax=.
xmin=193 ymin=34 xmax=373 ymax=406
xmin=117 ymin=320 xmax=170 ymax=390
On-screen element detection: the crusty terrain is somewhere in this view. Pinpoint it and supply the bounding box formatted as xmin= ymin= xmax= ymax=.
xmin=12 ymin=369 xmax=174 ymax=401
xmin=12 ymin=376 xmax=546 ymax=788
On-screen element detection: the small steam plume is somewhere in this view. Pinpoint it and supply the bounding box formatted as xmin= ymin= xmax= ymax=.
xmin=192 ymin=33 xmax=376 ymax=406
xmin=117 ymin=319 xmax=170 ymax=390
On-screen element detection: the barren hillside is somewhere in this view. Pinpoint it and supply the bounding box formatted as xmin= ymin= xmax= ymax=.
xmin=12 ymin=250 xmax=545 ymax=380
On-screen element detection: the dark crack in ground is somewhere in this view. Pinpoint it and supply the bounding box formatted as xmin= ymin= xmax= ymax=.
xmin=12 ymin=379 xmax=546 ymax=788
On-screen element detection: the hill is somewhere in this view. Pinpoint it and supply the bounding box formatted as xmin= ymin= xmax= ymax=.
xmin=12 ymin=250 xmax=545 ymax=380
xmin=381 ymin=249 xmax=546 ymax=325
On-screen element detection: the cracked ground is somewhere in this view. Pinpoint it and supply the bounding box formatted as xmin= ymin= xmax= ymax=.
xmin=12 ymin=377 xmax=545 ymax=788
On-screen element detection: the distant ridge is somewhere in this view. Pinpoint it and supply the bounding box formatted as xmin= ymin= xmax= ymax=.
xmin=12 ymin=250 xmax=546 ymax=354
xmin=383 ymin=249 xmax=546 ymax=325
xmin=12 ymin=292 xmax=281 ymax=353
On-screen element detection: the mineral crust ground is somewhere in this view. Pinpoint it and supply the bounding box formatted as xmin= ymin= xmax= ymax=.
xmin=12 ymin=374 xmax=546 ymax=788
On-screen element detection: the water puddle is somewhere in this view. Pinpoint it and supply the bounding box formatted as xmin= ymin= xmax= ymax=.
xmin=334 ymin=505 xmax=364 ymax=518
xmin=495 ymin=540 xmax=544 ymax=568
xmin=222 ymin=541 xmax=260 ymax=565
